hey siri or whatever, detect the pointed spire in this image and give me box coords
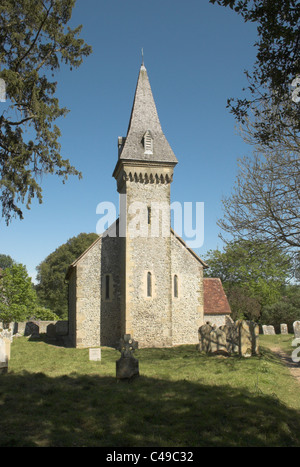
[141,47,144,66]
[118,64,177,164]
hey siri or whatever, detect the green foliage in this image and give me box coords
[0,254,14,270]
[36,232,98,318]
[30,306,59,321]
[225,285,261,321]
[0,263,37,323]
[204,240,292,319]
[260,285,300,331]
[209,0,300,147]
[0,0,92,223]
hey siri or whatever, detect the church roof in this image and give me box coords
[171,229,208,268]
[203,278,231,316]
[117,64,178,165]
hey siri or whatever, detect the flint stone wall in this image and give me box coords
[198,320,259,357]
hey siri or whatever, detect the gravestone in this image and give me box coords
[238,320,259,357]
[198,323,213,353]
[220,323,239,354]
[293,321,300,339]
[0,337,10,374]
[215,328,228,355]
[280,324,288,335]
[262,325,275,335]
[116,334,139,380]
[89,348,101,361]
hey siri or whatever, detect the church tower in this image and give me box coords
[113,63,178,347]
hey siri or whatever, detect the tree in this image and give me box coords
[217,147,300,257]
[0,263,37,324]
[209,0,300,149]
[260,284,300,331]
[0,0,92,224]
[36,232,98,318]
[0,254,14,270]
[204,240,292,319]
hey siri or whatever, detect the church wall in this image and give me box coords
[75,240,102,348]
[99,235,122,347]
[125,180,173,348]
[204,314,227,328]
[171,234,204,345]
[68,268,77,347]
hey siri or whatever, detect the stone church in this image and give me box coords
[66,63,231,349]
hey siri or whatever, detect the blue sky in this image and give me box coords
[0,0,258,282]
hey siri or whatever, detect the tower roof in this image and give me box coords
[117,64,178,165]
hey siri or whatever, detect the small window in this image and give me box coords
[147,272,152,297]
[174,274,178,298]
[147,206,151,225]
[105,275,110,300]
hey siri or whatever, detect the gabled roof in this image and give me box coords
[203,278,231,315]
[117,64,178,165]
[65,221,118,281]
[171,228,208,268]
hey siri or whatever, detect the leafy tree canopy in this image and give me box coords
[0,262,36,324]
[209,0,300,149]
[36,232,98,318]
[0,0,92,223]
[0,253,14,270]
[204,239,292,311]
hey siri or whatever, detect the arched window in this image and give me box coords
[147,272,152,297]
[174,274,178,298]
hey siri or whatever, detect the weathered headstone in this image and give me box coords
[216,328,228,355]
[238,320,259,357]
[220,323,239,354]
[0,337,10,374]
[293,321,300,339]
[208,328,218,354]
[198,323,212,353]
[116,334,139,380]
[280,323,288,335]
[89,348,101,361]
[262,325,275,335]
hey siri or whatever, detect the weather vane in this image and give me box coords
[141,47,144,65]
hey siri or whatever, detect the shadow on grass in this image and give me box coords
[1,370,300,447]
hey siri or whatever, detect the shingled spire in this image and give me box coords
[115,64,178,166]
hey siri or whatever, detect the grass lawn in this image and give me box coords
[0,334,300,447]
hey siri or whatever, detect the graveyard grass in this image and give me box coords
[1,334,300,447]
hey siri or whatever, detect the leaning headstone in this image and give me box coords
[198,323,213,353]
[237,320,252,357]
[280,323,288,335]
[116,334,139,380]
[293,321,300,339]
[89,348,101,361]
[208,328,218,354]
[262,325,275,335]
[220,323,239,354]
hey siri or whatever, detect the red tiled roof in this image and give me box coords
[203,278,231,315]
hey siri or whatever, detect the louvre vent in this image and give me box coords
[143,130,153,155]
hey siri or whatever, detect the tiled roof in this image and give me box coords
[203,278,231,315]
[117,64,178,165]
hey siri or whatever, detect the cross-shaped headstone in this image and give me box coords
[118,334,138,358]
